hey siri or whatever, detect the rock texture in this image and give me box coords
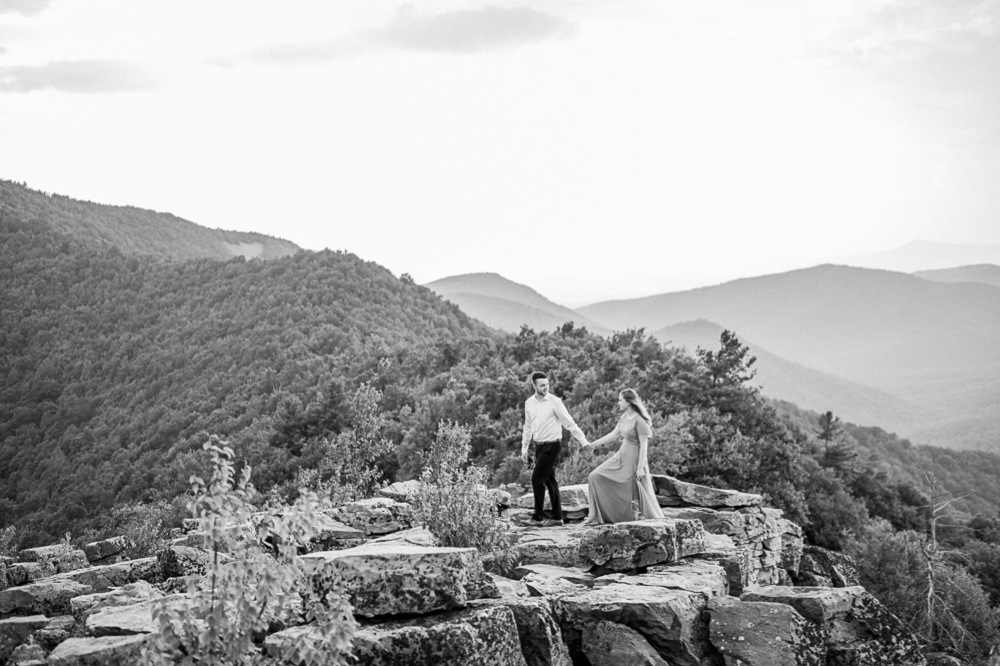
[0,578,92,616]
[47,634,151,665]
[652,475,762,508]
[708,595,825,665]
[794,546,861,588]
[81,537,135,565]
[325,497,413,536]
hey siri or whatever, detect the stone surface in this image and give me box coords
[377,479,421,501]
[47,634,151,666]
[156,546,227,581]
[707,595,825,665]
[4,562,52,587]
[52,557,158,593]
[514,564,595,587]
[514,484,589,513]
[795,546,860,588]
[85,598,165,636]
[522,573,587,598]
[8,640,46,663]
[553,583,712,666]
[32,614,74,650]
[0,578,92,616]
[301,542,474,617]
[741,585,925,665]
[582,619,669,666]
[652,475,762,508]
[16,546,88,575]
[0,615,49,663]
[267,602,527,666]
[309,514,367,552]
[778,519,804,573]
[595,560,728,599]
[510,526,587,569]
[81,537,135,565]
[500,598,572,666]
[368,526,438,547]
[491,574,530,599]
[324,497,412,536]
[579,518,708,571]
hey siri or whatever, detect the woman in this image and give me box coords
[583,389,664,525]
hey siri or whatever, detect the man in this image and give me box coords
[521,371,589,527]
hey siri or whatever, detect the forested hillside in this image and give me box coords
[0,179,300,260]
[0,214,484,544]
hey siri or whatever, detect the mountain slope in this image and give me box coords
[580,265,1000,449]
[426,272,611,335]
[913,264,1000,289]
[655,320,932,432]
[0,179,300,260]
[0,214,484,543]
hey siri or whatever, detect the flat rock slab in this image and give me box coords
[707,595,825,665]
[595,560,728,599]
[47,634,151,666]
[795,546,860,588]
[514,564,595,587]
[522,574,588,598]
[156,546,224,581]
[368,526,438,548]
[82,537,135,565]
[0,615,49,662]
[511,526,587,569]
[301,543,475,617]
[553,582,712,666]
[52,557,158,593]
[267,602,527,666]
[0,578,92,616]
[651,475,762,508]
[377,479,421,502]
[325,498,412,536]
[515,484,589,513]
[579,519,708,571]
[4,561,53,587]
[33,614,75,650]
[84,597,174,636]
[582,619,669,666]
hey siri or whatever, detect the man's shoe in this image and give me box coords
[542,518,565,527]
[522,518,546,527]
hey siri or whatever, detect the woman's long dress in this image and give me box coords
[587,412,665,524]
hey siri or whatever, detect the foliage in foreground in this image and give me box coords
[141,438,356,666]
[411,421,515,573]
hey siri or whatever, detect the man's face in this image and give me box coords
[533,378,549,397]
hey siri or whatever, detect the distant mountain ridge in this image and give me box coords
[0,179,300,261]
[426,272,611,336]
[913,264,1000,288]
[841,239,1000,273]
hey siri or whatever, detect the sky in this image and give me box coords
[1,0,999,304]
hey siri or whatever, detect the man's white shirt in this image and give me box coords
[521,393,588,457]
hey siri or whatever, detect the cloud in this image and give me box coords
[0,0,50,16]
[0,60,162,93]
[377,4,577,54]
[227,4,576,66]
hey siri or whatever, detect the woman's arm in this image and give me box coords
[587,424,620,449]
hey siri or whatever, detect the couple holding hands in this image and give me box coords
[519,371,664,527]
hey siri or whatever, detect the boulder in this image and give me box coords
[522,574,587,598]
[266,602,527,666]
[51,557,158,593]
[582,619,669,666]
[706,595,825,665]
[510,526,587,569]
[324,498,412,536]
[4,562,53,587]
[309,515,367,552]
[651,475,762,508]
[553,583,712,666]
[72,581,163,624]
[579,518,708,572]
[595,560,728,599]
[81,537,135,565]
[301,542,475,617]
[377,479,421,502]
[85,598,162,636]
[0,615,49,663]
[47,634,151,666]
[368,526,438,548]
[514,484,589,514]
[156,546,227,581]
[778,519,804,573]
[794,546,860,588]
[741,585,925,665]
[500,598,571,666]
[514,564,595,587]
[491,574,530,599]
[169,532,212,550]
[16,546,88,575]
[32,614,75,650]
[0,578,92,616]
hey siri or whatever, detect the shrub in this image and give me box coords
[0,525,19,558]
[141,437,356,666]
[411,421,515,573]
[108,500,181,558]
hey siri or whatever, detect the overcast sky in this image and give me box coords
[2,0,998,303]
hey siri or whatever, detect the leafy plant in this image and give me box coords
[141,437,356,666]
[411,421,515,573]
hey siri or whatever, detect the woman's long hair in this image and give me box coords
[620,388,652,424]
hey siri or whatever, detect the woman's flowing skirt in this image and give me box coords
[587,443,664,524]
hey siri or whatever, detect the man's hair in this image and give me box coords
[530,371,548,384]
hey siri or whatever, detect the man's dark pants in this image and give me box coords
[531,439,563,521]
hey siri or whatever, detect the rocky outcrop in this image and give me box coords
[652,475,762,508]
[514,484,590,520]
[47,634,151,665]
[16,546,88,575]
[582,620,669,665]
[0,615,50,663]
[324,497,413,536]
[0,578,92,616]
[302,542,475,617]
[707,595,825,665]
[793,545,861,588]
[81,537,135,565]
